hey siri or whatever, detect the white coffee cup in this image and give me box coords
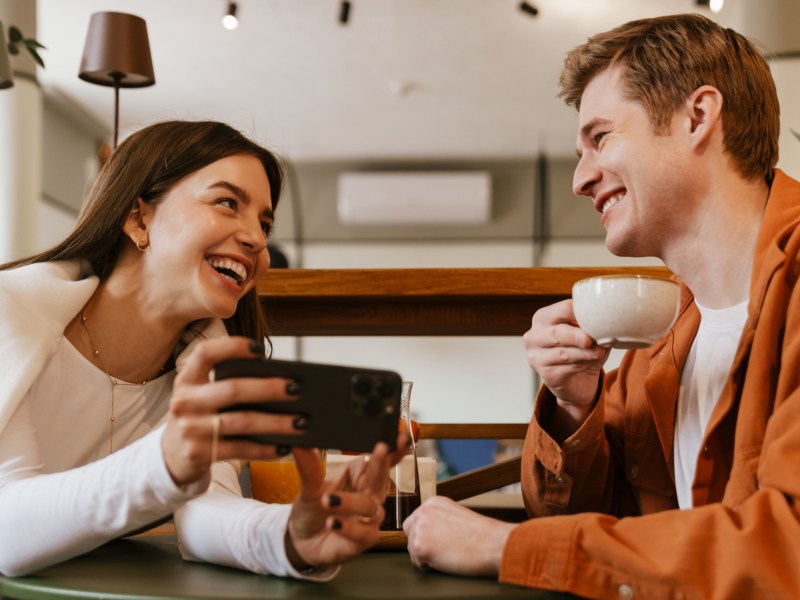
[571,275,681,349]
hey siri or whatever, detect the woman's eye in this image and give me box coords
[260,221,273,239]
[218,197,239,210]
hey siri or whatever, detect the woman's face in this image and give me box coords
[136,153,273,322]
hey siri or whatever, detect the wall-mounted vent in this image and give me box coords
[337,171,491,225]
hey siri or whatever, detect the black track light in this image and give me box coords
[339,1,351,25]
[519,1,539,17]
[222,1,238,30]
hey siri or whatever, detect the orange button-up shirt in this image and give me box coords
[500,170,800,600]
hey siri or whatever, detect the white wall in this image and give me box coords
[37,88,106,252]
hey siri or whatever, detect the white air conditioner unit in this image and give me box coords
[337,171,491,225]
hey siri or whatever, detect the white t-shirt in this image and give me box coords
[674,300,749,509]
[0,335,331,580]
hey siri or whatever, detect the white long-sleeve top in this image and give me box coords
[0,260,332,580]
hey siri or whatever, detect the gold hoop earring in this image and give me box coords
[136,239,149,252]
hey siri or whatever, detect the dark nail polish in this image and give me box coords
[328,494,341,507]
[332,518,343,530]
[249,340,265,355]
[285,381,301,395]
[277,445,292,456]
[293,416,309,430]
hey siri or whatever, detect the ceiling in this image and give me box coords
[35,0,743,162]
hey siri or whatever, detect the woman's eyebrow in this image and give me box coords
[208,180,250,202]
[208,180,274,220]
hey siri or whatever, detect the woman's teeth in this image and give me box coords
[207,258,246,283]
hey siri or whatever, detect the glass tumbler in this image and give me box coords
[380,381,421,530]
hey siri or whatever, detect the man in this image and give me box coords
[404,13,800,599]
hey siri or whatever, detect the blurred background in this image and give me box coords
[2,0,798,430]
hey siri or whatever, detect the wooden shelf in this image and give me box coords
[258,266,670,336]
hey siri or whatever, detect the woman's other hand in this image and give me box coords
[285,430,408,569]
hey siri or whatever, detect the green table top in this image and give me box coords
[0,535,579,600]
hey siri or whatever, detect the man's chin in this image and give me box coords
[604,237,649,259]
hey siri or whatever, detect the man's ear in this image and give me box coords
[122,198,155,247]
[682,85,723,148]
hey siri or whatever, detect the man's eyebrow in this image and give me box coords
[579,118,611,141]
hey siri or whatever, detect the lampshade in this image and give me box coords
[0,22,13,89]
[78,12,155,88]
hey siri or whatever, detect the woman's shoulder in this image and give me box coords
[0,260,91,287]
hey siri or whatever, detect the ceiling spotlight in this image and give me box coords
[222,1,238,30]
[696,0,723,14]
[519,1,539,17]
[339,1,351,25]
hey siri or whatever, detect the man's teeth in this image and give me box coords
[602,194,623,214]
[207,258,246,283]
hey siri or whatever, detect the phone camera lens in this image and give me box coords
[364,395,381,417]
[353,375,373,396]
[377,380,395,398]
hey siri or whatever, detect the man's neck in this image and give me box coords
[664,176,769,309]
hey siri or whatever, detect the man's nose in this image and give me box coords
[572,155,599,197]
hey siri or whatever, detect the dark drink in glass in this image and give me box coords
[381,491,421,530]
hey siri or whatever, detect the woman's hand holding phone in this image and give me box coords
[161,337,302,487]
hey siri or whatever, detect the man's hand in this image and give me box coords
[404,496,515,577]
[523,299,610,429]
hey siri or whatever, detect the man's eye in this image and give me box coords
[594,131,608,144]
[219,197,239,210]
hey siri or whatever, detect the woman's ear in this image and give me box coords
[683,85,723,147]
[122,198,155,250]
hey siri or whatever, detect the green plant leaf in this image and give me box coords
[7,43,18,55]
[8,26,22,43]
[27,47,45,68]
[24,39,46,50]
[792,129,800,142]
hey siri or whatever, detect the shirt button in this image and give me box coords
[566,439,581,448]
[629,465,638,480]
[618,584,634,599]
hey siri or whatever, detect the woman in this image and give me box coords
[0,120,398,578]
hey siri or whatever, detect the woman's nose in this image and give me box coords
[237,217,266,252]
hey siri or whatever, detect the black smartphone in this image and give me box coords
[213,358,403,452]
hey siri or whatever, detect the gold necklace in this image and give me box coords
[80,312,148,455]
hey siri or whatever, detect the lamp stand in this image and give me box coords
[111,72,124,149]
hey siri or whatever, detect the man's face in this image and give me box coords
[572,65,688,258]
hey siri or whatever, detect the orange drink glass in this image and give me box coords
[250,449,327,504]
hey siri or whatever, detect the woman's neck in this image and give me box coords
[64,280,186,383]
